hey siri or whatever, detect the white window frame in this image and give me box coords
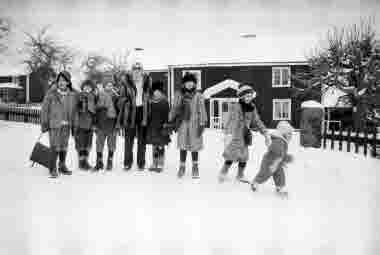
[272,67,291,87]
[273,98,292,121]
[182,70,202,90]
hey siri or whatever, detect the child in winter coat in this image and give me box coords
[73,79,97,170]
[218,83,271,183]
[41,71,77,178]
[169,72,208,179]
[250,121,294,197]
[145,80,171,172]
[93,81,119,171]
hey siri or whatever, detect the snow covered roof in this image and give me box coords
[203,79,240,99]
[0,63,28,76]
[0,83,23,89]
[169,60,308,68]
[301,100,324,109]
[321,86,350,108]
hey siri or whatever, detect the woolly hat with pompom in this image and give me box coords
[276,121,294,139]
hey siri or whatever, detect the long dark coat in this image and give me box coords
[146,95,171,146]
[117,72,152,128]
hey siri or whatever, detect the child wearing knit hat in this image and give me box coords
[73,79,97,171]
[146,80,171,172]
[250,120,294,197]
[219,83,271,183]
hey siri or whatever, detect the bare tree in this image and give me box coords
[81,53,109,84]
[23,25,77,73]
[22,25,77,94]
[104,49,131,75]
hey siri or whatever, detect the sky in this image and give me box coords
[0,0,379,73]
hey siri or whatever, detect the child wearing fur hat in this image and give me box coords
[169,72,208,179]
[41,71,76,178]
[93,81,119,171]
[73,79,97,170]
[250,121,294,197]
[218,83,271,183]
[145,80,171,172]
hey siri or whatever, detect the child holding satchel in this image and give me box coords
[145,80,171,172]
[218,83,271,183]
[250,121,294,197]
[40,71,76,178]
[93,81,119,171]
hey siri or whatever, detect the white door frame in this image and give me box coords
[210,97,238,129]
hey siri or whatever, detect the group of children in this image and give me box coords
[40,70,294,196]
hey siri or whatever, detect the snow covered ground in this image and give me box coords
[0,120,380,255]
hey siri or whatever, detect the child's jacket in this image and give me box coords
[146,94,171,146]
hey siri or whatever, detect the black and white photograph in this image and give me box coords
[0,0,380,254]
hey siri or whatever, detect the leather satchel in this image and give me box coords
[30,133,53,169]
[243,126,253,146]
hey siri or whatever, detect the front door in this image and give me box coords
[210,98,238,129]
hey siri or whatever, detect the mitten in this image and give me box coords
[283,154,294,163]
[224,134,233,147]
[71,126,77,137]
[264,133,272,147]
[41,123,49,133]
[197,125,205,137]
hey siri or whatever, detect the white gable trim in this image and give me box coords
[203,79,240,99]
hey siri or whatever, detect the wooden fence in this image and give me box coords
[0,104,41,124]
[322,123,380,158]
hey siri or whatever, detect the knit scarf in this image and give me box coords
[181,90,195,121]
[239,99,255,113]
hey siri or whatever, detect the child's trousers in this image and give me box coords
[75,128,93,152]
[152,145,165,166]
[253,153,286,188]
[96,130,117,153]
[253,166,285,188]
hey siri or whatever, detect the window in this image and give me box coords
[12,76,20,86]
[272,67,290,87]
[273,99,291,120]
[182,70,202,90]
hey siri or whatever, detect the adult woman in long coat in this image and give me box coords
[218,83,271,182]
[169,72,208,179]
[41,71,77,178]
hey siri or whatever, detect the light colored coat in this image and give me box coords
[41,88,77,130]
[170,91,208,152]
[222,103,267,162]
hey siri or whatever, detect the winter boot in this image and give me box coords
[276,186,288,198]
[106,151,114,171]
[58,151,72,175]
[93,152,104,171]
[236,163,248,183]
[49,150,59,178]
[192,162,200,179]
[123,164,132,171]
[156,148,165,173]
[250,182,258,192]
[177,163,186,178]
[82,150,92,170]
[218,163,231,183]
[78,151,85,170]
[148,153,159,172]
[78,150,91,170]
